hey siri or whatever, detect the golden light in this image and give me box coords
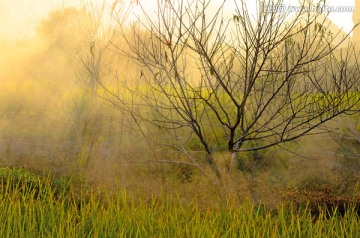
[0,0,356,41]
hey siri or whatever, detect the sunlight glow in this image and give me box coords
[0,0,356,40]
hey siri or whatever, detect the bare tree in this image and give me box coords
[92,0,360,188]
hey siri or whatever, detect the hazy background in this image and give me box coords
[0,0,359,202]
[0,0,356,41]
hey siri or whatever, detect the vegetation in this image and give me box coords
[91,0,360,191]
[0,168,359,237]
[0,0,359,236]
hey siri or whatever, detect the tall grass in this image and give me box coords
[0,168,359,237]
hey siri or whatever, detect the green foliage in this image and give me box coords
[235,142,287,174]
[176,165,195,183]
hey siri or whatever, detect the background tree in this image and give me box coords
[0,6,114,177]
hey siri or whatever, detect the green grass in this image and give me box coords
[0,167,359,237]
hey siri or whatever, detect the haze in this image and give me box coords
[0,0,356,41]
[0,0,359,229]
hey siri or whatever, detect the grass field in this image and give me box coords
[0,167,359,237]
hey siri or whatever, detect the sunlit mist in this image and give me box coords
[0,0,356,41]
[0,1,358,227]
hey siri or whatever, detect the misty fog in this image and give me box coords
[0,1,359,203]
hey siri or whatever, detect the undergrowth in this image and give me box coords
[0,167,359,237]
